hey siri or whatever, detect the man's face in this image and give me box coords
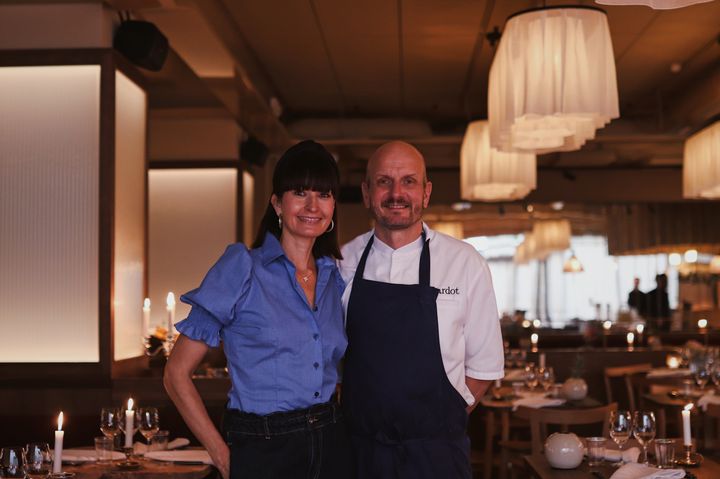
[362,147,432,231]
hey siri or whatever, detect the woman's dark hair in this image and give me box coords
[252,140,342,259]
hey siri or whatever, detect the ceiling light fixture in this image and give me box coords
[460,120,536,201]
[488,6,619,154]
[563,252,585,273]
[683,120,720,199]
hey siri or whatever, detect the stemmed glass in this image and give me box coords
[538,367,555,393]
[695,366,710,391]
[0,446,26,478]
[524,366,539,391]
[24,443,51,479]
[609,410,633,463]
[633,411,656,465]
[101,407,121,446]
[137,407,160,446]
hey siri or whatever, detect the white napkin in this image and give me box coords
[609,462,685,479]
[145,450,213,465]
[697,390,720,411]
[646,368,691,379]
[133,437,190,454]
[511,396,565,411]
[604,447,641,463]
[61,448,125,463]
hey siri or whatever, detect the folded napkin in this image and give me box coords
[511,396,565,411]
[145,450,213,465]
[697,391,720,411]
[61,448,125,463]
[609,462,685,479]
[604,447,641,463]
[133,437,190,454]
[646,368,691,379]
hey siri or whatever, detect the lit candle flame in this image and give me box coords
[57,411,63,431]
[603,320,612,331]
[636,324,645,334]
[627,332,635,344]
[166,292,175,309]
[531,333,539,345]
[684,403,694,412]
[143,298,151,310]
[698,319,708,329]
[127,398,134,410]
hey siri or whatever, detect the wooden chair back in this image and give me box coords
[604,363,652,410]
[516,403,618,455]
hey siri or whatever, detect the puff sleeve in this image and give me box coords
[175,244,252,348]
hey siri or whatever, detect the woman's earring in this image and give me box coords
[278,214,283,230]
[325,219,334,233]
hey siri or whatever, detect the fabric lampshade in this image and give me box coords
[683,120,720,199]
[460,120,536,201]
[532,219,571,257]
[595,0,714,9]
[488,6,619,154]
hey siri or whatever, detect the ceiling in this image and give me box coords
[111,0,720,205]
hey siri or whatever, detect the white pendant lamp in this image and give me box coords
[532,219,571,257]
[460,120,536,201]
[563,252,585,273]
[595,0,714,9]
[488,6,619,154]
[683,120,720,199]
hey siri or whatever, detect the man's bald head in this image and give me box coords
[366,141,427,184]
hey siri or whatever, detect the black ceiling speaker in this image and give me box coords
[241,136,269,167]
[114,20,169,72]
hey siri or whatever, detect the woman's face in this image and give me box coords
[272,188,335,241]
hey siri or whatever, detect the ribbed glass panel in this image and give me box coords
[0,65,100,362]
[113,71,147,361]
[148,169,236,328]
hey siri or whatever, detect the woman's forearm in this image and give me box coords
[164,336,230,478]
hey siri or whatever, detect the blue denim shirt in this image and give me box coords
[176,233,348,415]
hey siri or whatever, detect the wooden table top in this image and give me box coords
[62,459,213,479]
[525,453,720,479]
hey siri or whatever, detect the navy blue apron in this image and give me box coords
[343,232,471,479]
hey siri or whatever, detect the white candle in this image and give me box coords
[626,332,635,347]
[53,412,64,473]
[682,403,693,446]
[166,292,176,339]
[530,333,539,350]
[539,353,546,369]
[142,298,151,337]
[636,324,645,335]
[124,398,134,448]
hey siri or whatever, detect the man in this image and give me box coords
[645,273,671,331]
[627,277,645,313]
[339,141,504,478]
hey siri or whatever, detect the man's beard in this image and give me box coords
[370,197,424,230]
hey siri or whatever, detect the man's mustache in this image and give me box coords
[381,198,410,208]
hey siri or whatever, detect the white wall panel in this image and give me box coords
[148,169,236,328]
[113,72,147,361]
[0,66,100,362]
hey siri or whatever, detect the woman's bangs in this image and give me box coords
[277,157,338,196]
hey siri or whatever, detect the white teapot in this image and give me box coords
[561,377,588,401]
[544,432,584,469]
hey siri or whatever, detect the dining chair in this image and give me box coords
[516,402,618,455]
[604,363,652,410]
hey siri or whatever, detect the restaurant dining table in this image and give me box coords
[524,453,720,479]
[480,392,603,479]
[61,457,214,479]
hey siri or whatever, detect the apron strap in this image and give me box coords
[354,229,431,287]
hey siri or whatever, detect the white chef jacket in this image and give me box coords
[339,224,505,405]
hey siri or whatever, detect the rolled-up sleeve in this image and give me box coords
[176,244,252,348]
[464,255,505,380]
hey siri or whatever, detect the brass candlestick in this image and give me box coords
[675,444,702,467]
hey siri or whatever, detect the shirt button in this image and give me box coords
[313,362,319,369]
[313,334,319,340]
[314,391,320,398]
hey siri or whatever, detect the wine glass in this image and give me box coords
[633,411,656,465]
[538,367,555,393]
[609,410,633,461]
[523,365,538,391]
[0,446,26,478]
[711,364,720,389]
[101,407,121,444]
[137,407,160,446]
[24,443,51,479]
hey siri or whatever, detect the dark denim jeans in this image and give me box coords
[223,401,354,479]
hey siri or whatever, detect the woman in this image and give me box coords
[164,140,352,479]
